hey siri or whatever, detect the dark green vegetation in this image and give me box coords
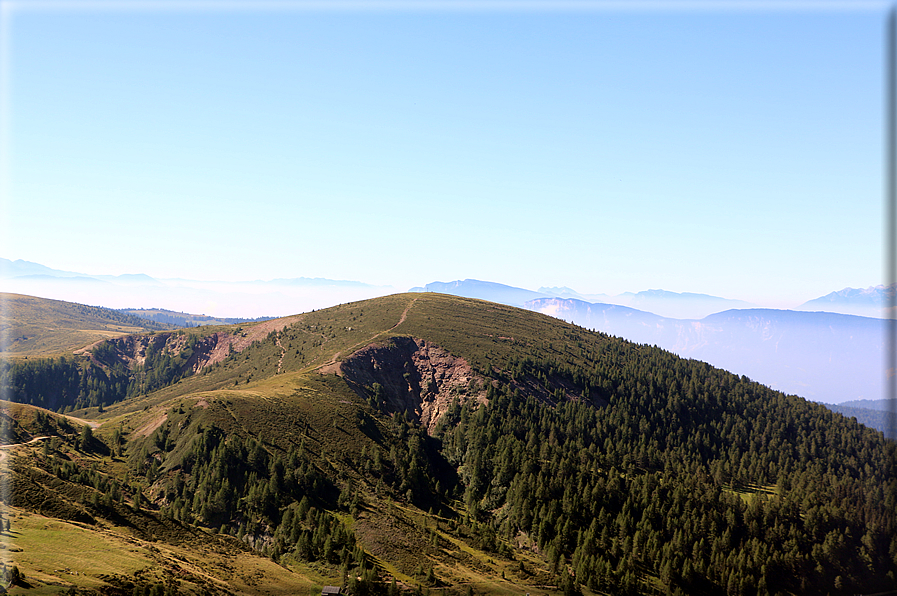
[0,352,133,413]
[0,332,202,413]
[2,292,895,595]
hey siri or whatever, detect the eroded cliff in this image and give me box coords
[338,337,489,434]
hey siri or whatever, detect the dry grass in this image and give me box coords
[1,506,332,596]
[1,293,169,358]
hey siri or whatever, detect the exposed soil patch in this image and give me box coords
[338,337,488,434]
[133,412,168,438]
[353,506,439,577]
[51,413,102,430]
[390,297,417,330]
[198,315,303,371]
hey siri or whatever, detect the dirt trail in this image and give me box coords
[390,297,417,330]
[1,436,50,448]
[319,297,419,373]
[0,436,51,464]
[133,412,168,438]
[60,414,101,430]
[274,332,286,374]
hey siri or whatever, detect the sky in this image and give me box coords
[0,1,888,309]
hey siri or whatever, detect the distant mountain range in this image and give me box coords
[0,258,378,289]
[411,278,897,320]
[823,399,896,439]
[836,398,897,411]
[796,283,896,318]
[0,258,87,278]
[0,258,395,318]
[410,279,756,319]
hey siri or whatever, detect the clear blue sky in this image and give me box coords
[1,2,887,307]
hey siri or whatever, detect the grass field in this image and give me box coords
[2,505,336,596]
[1,293,173,358]
[3,507,152,593]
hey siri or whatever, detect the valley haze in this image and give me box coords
[3,258,889,320]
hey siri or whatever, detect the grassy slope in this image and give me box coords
[0,293,174,358]
[3,506,328,596]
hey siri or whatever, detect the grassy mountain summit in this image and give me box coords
[1,292,895,595]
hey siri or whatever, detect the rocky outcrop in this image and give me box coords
[96,331,219,373]
[338,337,489,434]
[89,314,303,375]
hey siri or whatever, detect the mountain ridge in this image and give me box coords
[797,283,896,318]
[5,258,889,319]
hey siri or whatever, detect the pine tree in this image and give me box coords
[80,424,93,451]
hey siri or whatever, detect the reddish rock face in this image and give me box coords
[337,337,489,434]
[87,315,303,376]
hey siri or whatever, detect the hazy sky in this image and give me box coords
[1,1,887,308]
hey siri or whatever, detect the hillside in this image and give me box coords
[1,292,895,596]
[525,298,885,404]
[0,293,174,358]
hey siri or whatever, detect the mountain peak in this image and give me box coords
[537,286,582,297]
[798,283,896,318]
